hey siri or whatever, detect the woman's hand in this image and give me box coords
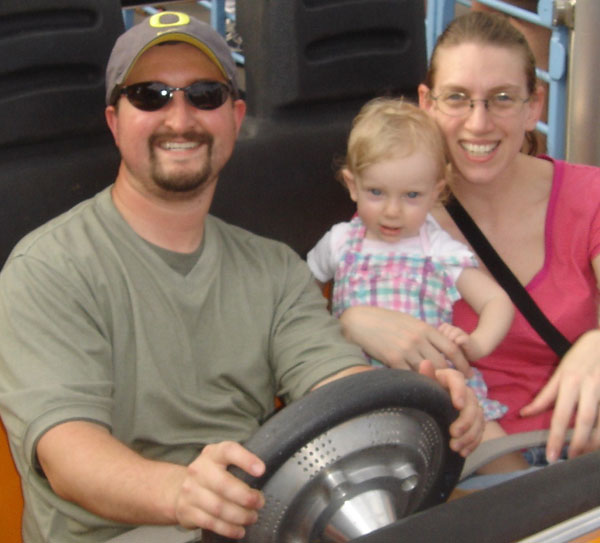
[521,329,600,462]
[339,306,473,376]
[419,360,484,457]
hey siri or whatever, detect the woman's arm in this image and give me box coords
[455,268,515,360]
[339,306,472,375]
[520,254,600,461]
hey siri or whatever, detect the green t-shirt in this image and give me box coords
[0,187,365,543]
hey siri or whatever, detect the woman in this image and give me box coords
[340,11,600,468]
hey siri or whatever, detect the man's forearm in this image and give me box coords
[37,420,185,525]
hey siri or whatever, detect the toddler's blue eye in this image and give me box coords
[406,191,420,199]
[368,188,382,196]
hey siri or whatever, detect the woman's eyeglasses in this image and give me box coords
[118,80,233,112]
[429,90,530,118]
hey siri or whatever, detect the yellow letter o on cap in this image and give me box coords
[148,11,191,29]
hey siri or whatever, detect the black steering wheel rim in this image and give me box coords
[204,368,464,543]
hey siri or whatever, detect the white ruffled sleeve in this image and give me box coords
[306,222,352,282]
[426,214,478,282]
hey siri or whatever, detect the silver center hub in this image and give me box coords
[244,407,445,542]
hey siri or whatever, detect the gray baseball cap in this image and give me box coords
[105,11,239,105]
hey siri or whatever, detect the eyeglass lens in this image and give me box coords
[122,81,231,112]
[432,91,527,117]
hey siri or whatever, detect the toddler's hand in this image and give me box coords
[438,323,484,362]
[437,323,469,345]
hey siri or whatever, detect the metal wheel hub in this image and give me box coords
[245,407,444,543]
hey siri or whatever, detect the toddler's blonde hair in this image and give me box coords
[340,97,447,184]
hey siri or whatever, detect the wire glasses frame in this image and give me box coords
[429,90,531,118]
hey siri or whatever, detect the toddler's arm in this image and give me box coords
[454,268,514,360]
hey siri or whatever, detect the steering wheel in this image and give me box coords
[203,368,464,543]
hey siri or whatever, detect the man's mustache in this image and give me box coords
[149,131,213,147]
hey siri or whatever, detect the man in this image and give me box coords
[0,12,482,543]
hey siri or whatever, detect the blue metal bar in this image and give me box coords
[122,5,161,29]
[473,0,553,28]
[197,0,226,36]
[122,8,135,29]
[425,0,458,59]
[544,24,569,158]
[198,0,236,24]
[231,52,244,66]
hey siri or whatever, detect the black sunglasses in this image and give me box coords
[118,80,233,112]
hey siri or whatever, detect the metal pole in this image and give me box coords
[564,0,600,166]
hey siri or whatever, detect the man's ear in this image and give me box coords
[232,98,247,137]
[342,169,359,202]
[105,105,119,147]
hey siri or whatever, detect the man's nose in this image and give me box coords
[163,91,197,132]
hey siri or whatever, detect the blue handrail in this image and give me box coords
[197,0,227,36]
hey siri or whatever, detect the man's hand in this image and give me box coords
[175,441,265,539]
[419,360,484,457]
[37,421,265,540]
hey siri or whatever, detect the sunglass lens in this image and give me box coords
[126,82,170,111]
[188,82,230,110]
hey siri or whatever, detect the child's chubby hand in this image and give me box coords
[438,323,483,363]
[438,323,469,346]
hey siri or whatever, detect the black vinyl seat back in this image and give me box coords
[212,0,427,257]
[0,0,124,265]
[236,0,426,118]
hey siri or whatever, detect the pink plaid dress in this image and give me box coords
[332,216,507,421]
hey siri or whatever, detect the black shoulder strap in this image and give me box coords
[445,196,571,358]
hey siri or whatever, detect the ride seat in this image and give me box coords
[0,1,124,539]
[211,0,427,257]
[0,0,124,266]
[0,420,22,543]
